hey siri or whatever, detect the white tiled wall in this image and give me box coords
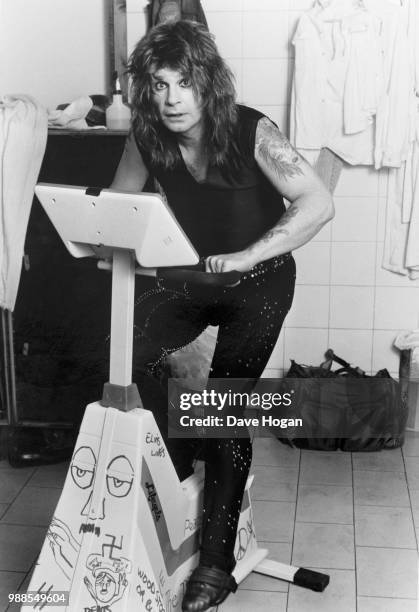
[126,0,419,377]
[1,0,108,108]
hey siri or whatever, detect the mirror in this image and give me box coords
[110,0,150,100]
[110,0,129,98]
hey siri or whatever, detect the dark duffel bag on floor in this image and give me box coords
[277,349,408,452]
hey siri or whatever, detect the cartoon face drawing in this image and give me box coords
[95,571,117,603]
[85,542,132,608]
[70,446,134,525]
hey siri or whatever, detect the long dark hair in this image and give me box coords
[127,20,242,173]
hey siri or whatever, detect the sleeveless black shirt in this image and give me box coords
[136,105,286,257]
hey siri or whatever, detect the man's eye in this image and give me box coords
[180,78,191,88]
[154,82,166,91]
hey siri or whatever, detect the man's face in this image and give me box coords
[95,571,117,603]
[151,66,204,139]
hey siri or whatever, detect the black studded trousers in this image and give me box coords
[133,254,296,572]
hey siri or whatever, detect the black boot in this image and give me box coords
[182,565,237,612]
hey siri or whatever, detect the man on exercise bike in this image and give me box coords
[111,20,334,612]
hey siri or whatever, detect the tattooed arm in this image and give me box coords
[206,117,334,273]
[251,117,334,256]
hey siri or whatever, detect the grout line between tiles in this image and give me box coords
[294,519,354,527]
[258,539,294,545]
[352,468,406,474]
[303,567,356,572]
[356,544,417,550]
[351,451,359,612]
[11,484,64,490]
[326,201,333,353]
[401,447,419,551]
[0,504,9,521]
[354,504,411,510]
[370,180,381,375]
[356,502,418,510]
[287,445,300,609]
[292,565,355,572]
[0,522,49,529]
[253,500,296,505]
[239,587,288,593]
[18,484,64,489]
[14,571,32,596]
[298,482,355,488]
[252,463,299,468]
[357,594,418,601]
[1,470,37,509]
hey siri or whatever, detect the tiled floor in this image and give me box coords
[0,433,418,612]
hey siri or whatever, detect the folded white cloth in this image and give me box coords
[394,330,419,351]
[0,94,48,310]
[394,330,419,379]
[48,96,93,130]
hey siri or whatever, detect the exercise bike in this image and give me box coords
[23,184,329,611]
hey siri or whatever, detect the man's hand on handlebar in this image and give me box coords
[205,251,256,274]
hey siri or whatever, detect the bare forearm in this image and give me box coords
[110,134,149,192]
[243,190,333,266]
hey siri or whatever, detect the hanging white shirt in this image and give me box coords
[290,0,382,165]
[369,0,414,169]
[0,95,47,310]
[291,0,412,169]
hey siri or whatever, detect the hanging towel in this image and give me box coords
[148,0,208,29]
[382,165,409,275]
[0,95,48,310]
[382,99,419,279]
[404,138,419,278]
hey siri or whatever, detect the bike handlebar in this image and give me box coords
[157,267,242,287]
[97,260,243,287]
